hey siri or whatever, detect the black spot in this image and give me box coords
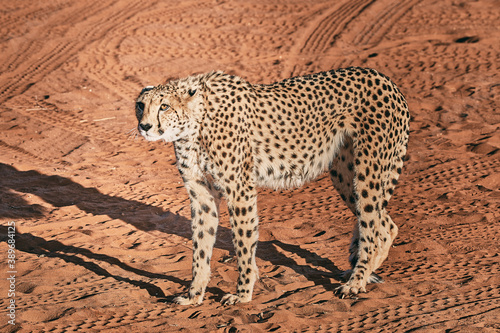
[201,204,210,214]
[364,204,374,213]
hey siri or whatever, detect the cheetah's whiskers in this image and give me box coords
[127,127,139,141]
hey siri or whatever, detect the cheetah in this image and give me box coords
[135,67,410,305]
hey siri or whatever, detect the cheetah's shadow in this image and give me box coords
[0,163,344,300]
[259,240,344,292]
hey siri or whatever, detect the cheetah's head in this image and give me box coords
[135,75,205,142]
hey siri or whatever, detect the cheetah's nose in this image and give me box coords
[139,123,152,132]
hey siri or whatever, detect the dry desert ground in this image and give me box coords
[1,0,499,332]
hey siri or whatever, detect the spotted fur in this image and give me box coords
[135,67,410,305]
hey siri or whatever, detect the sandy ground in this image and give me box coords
[1,0,499,332]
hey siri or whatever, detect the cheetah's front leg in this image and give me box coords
[174,178,221,305]
[220,188,259,305]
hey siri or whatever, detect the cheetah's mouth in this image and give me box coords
[138,128,162,142]
[139,127,181,143]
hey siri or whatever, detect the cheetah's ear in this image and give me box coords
[140,86,155,95]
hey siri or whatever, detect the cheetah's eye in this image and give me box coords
[159,104,170,111]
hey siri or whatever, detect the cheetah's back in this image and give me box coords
[244,67,409,190]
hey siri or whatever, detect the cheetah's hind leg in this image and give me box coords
[328,136,384,291]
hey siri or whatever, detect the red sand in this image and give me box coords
[1,0,499,332]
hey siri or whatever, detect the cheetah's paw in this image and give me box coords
[174,294,203,306]
[335,282,367,299]
[220,293,251,305]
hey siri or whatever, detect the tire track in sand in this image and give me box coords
[78,1,215,101]
[0,139,54,164]
[0,0,160,165]
[285,0,376,76]
[0,0,105,103]
[299,0,376,54]
[352,0,422,46]
[0,2,78,72]
[286,0,422,75]
[0,0,146,105]
[334,285,500,332]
